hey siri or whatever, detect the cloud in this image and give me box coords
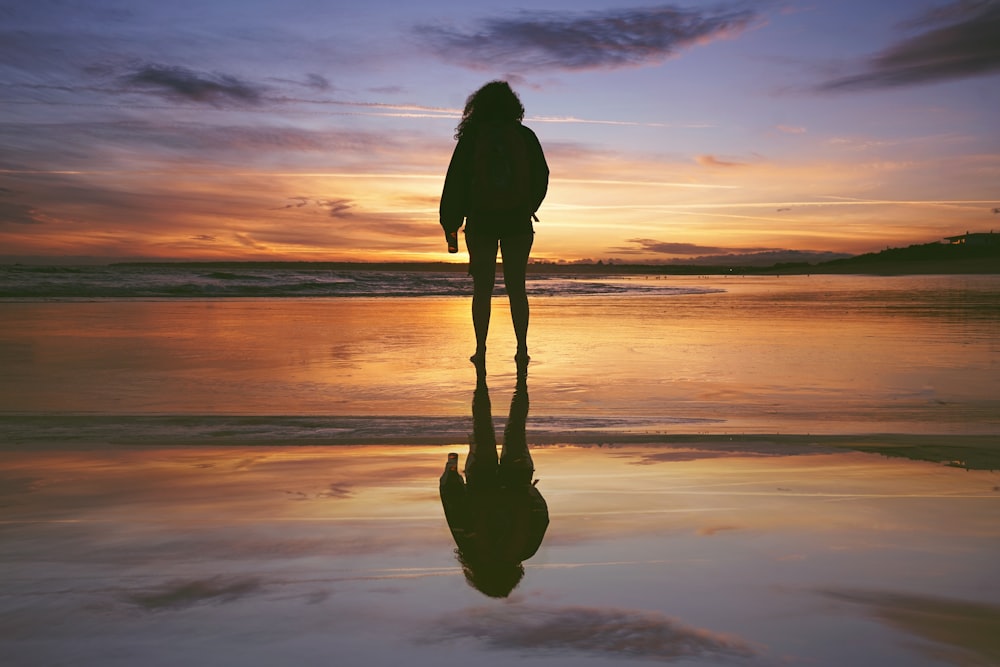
[234,232,269,250]
[305,73,331,90]
[0,199,46,225]
[122,63,265,105]
[614,239,853,265]
[369,85,404,95]
[696,154,749,168]
[320,483,354,499]
[273,197,355,218]
[623,239,775,255]
[822,589,1000,665]
[616,442,824,464]
[416,4,762,71]
[776,124,807,134]
[0,475,42,497]
[818,1,1000,91]
[282,482,355,500]
[125,576,263,611]
[630,450,749,463]
[425,604,758,661]
[320,198,354,218]
[273,197,315,211]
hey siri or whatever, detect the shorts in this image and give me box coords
[465,212,534,240]
[465,220,534,279]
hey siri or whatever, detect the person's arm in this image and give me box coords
[520,484,549,560]
[439,137,472,235]
[522,126,549,219]
[439,465,470,542]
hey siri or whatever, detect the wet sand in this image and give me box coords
[2,274,998,434]
[2,441,998,667]
[2,274,998,665]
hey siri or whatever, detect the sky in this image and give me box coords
[1,0,998,264]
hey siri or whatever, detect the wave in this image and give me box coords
[203,271,271,281]
[0,264,722,300]
[0,414,725,447]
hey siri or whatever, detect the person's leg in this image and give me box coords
[499,369,533,485]
[500,232,534,362]
[466,371,499,484]
[467,232,500,364]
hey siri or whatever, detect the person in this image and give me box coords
[439,80,549,367]
[439,364,548,598]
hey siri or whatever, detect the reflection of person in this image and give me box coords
[440,80,549,365]
[439,366,548,598]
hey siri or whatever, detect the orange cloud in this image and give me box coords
[695,154,749,168]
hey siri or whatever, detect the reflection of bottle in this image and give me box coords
[447,231,459,254]
[447,452,459,472]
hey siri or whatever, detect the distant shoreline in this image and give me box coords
[4,236,998,275]
[2,259,995,275]
[96,257,996,276]
[3,431,996,470]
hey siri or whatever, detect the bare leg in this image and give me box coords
[466,372,498,482]
[471,277,493,363]
[509,289,528,363]
[500,369,532,480]
[467,233,499,364]
[471,260,497,365]
[501,233,533,362]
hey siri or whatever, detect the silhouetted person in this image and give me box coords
[439,366,548,598]
[440,80,549,366]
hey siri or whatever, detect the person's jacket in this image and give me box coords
[439,466,549,563]
[439,122,549,235]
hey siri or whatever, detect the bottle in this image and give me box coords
[446,452,459,472]
[447,231,458,254]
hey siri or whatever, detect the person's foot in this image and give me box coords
[470,350,486,366]
[514,348,530,366]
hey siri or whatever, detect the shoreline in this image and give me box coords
[3,255,997,276]
[111,257,1000,275]
[3,423,996,469]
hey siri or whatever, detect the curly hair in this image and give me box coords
[455,547,525,599]
[455,80,525,140]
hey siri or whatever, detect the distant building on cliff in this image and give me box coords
[943,231,997,246]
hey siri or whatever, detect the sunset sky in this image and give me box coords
[1,0,998,264]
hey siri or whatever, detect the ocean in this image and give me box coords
[0,263,721,299]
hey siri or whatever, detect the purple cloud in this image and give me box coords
[624,239,777,255]
[0,475,42,495]
[821,588,1000,665]
[819,1,1000,91]
[417,5,762,71]
[125,576,263,610]
[426,604,758,661]
[122,63,264,105]
[0,189,45,225]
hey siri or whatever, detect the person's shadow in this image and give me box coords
[439,364,549,598]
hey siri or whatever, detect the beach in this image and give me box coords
[2,271,999,666]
